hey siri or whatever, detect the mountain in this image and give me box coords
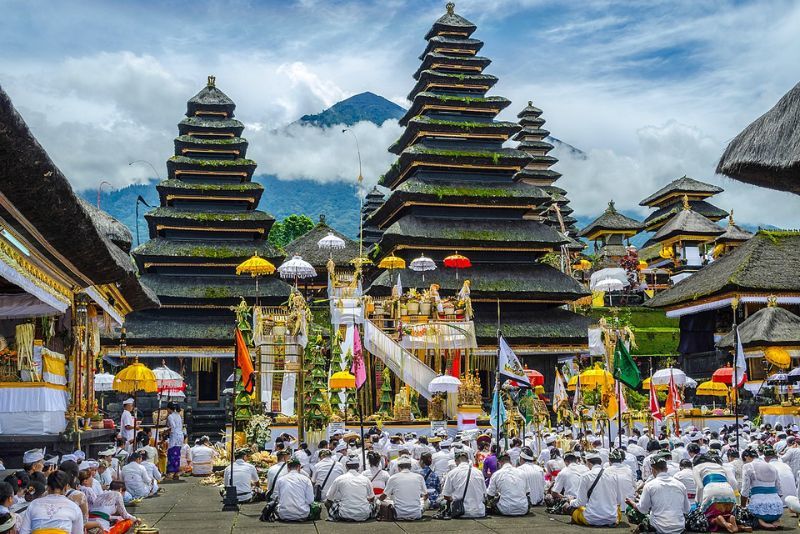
[298,91,405,127]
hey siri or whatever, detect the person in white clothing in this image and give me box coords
[361,452,390,496]
[311,450,345,501]
[673,459,699,506]
[550,453,586,505]
[189,436,217,477]
[570,452,626,527]
[137,449,162,495]
[431,442,452,478]
[18,471,83,534]
[119,399,136,453]
[273,459,314,522]
[441,451,486,519]
[223,449,261,503]
[517,446,545,506]
[266,450,291,491]
[486,453,529,516]
[607,448,635,500]
[121,452,155,500]
[325,456,376,521]
[380,457,427,520]
[165,402,184,480]
[780,437,800,477]
[765,449,797,503]
[628,452,691,534]
[88,481,138,533]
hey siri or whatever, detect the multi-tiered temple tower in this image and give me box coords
[366,4,589,383]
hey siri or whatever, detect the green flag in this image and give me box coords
[613,338,641,389]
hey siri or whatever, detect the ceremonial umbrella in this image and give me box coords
[684,377,698,389]
[236,253,276,306]
[278,255,317,286]
[429,374,461,394]
[318,232,346,251]
[378,255,406,270]
[567,374,578,391]
[765,347,792,369]
[409,254,436,282]
[767,373,789,385]
[594,278,625,292]
[696,380,729,397]
[114,360,157,428]
[329,370,356,389]
[651,368,687,386]
[788,366,800,384]
[94,371,115,392]
[642,377,666,391]
[579,364,614,391]
[711,366,734,385]
[443,252,471,280]
[572,259,591,271]
[524,368,545,387]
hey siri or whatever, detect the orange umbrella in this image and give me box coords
[712,366,734,385]
[444,252,471,280]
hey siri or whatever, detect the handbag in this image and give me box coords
[450,465,472,519]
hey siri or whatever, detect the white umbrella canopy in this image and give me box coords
[767,373,790,385]
[651,368,688,386]
[94,372,115,392]
[278,255,317,280]
[590,268,629,291]
[153,365,184,391]
[429,375,461,394]
[317,232,346,250]
[684,377,698,388]
[788,367,800,383]
[594,278,625,292]
[160,389,186,401]
[409,254,436,273]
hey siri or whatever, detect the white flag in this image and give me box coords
[734,326,748,388]
[395,273,403,296]
[553,370,568,409]
[498,335,530,388]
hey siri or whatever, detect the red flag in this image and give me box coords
[235,328,255,394]
[664,373,681,417]
[351,326,366,389]
[650,382,662,421]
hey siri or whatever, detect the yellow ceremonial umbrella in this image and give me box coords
[638,260,648,270]
[567,375,578,391]
[236,252,276,306]
[114,361,157,394]
[378,255,406,270]
[642,377,667,391]
[579,364,614,391]
[350,256,373,268]
[696,380,729,397]
[534,385,545,395]
[329,370,356,389]
[572,259,591,271]
[765,347,792,369]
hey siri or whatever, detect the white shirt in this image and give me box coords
[274,470,314,521]
[311,458,345,500]
[326,470,375,521]
[637,473,691,534]
[573,465,625,526]
[143,461,163,482]
[431,450,452,478]
[441,463,486,519]
[223,459,259,502]
[120,410,135,442]
[167,412,184,449]
[508,447,521,466]
[518,462,546,505]
[486,464,529,516]
[122,462,153,499]
[189,445,216,476]
[781,447,800,478]
[361,465,390,493]
[623,451,639,479]
[771,460,796,499]
[18,494,83,534]
[388,456,420,476]
[267,462,289,489]
[608,464,635,500]
[89,490,135,532]
[383,470,426,520]
[552,463,583,498]
[674,468,697,497]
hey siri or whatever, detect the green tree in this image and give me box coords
[268,214,315,248]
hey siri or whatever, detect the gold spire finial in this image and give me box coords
[446,2,455,15]
[207,75,216,88]
[728,209,734,225]
[682,194,690,211]
[767,295,778,307]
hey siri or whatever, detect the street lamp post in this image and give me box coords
[96,181,112,209]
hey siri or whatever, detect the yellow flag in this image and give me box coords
[592,291,606,307]
[605,391,619,420]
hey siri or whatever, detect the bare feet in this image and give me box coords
[757,519,778,531]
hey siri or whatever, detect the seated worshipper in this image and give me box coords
[517,447,545,506]
[431,441,453,478]
[188,436,217,477]
[325,456,376,522]
[310,450,344,502]
[121,453,155,500]
[59,461,97,530]
[419,452,442,509]
[380,456,427,521]
[674,459,699,509]
[362,451,390,496]
[569,452,626,527]
[134,432,158,468]
[77,470,97,508]
[180,437,192,475]
[96,461,113,491]
[388,448,420,476]
[486,453,530,516]
[137,450,162,494]
[547,452,585,513]
[273,458,314,522]
[0,481,17,531]
[686,453,751,533]
[763,446,796,503]
[546,448,566,480]
[608,448,636,500]
[482,445,499,484]
[89,481,138,534]
[266,450,291,491]
[627,452,690,534]
[741,448,782,530]
[4,472,29,508]
[22,449,44,478]
[441,450,486,519]
[17,471,83,534]
[223,449,261,504]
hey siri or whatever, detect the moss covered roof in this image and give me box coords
[718,305,800,348]
[139,273,291,301]
[132,237,281,261]
[643,199,728,229]
[473,307,591,344]
[121,310,236,345]
[179,116,243,130]
[146,207,272,223]
[646,230,800,308]
[283,223,359,267]
[174,135,246,145]
[578,201,643,237]
[652,207,724,241]
[157,179,263,192]
[640,176,723,207]
[167,156,256,167]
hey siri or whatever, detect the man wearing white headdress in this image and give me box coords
[120,399,136,453]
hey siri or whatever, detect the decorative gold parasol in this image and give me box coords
[378,255,406,270]
[236,252,276,306]
[113,360,157,394]
[329,370,356,389]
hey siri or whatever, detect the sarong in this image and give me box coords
[167,446,181,474]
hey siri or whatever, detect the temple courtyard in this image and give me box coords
[131,478,799,534]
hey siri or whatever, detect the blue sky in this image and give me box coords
[1,0,799,227]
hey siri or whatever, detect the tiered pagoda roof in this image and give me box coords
[640,176,727,232]
[651,197,724,245]
[362,186,385,247]
[578,201,643,241]
[284,217,359,271]
[367,3,589,347]
[717,302,800,350]
[715,211,754,245]
[126,77,291,345]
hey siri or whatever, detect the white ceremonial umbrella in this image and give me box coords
[651,368,688,386]
[318,232,346,251]
[684,377,698,389]
[409,254,436,282]
[94,372,115,392]
[429,375,461,394]
[278,255,317,285]
[590,268,629,291]
[788,366,800,384]
[153,365,184,390]
[594,278,625,292]
[767,373,790,385]
[160,389,186,401]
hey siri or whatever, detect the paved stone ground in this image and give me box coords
[132,478,799,534]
